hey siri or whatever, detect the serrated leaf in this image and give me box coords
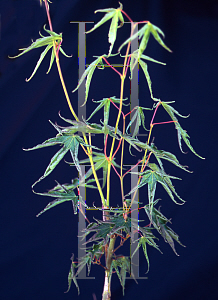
[126,50,165,101]
[139,59,160,101]
[79,152,120,188]
[66,255,80,294]
[72,56,104,106]
[127,163,185,207]
[9,25,70,81]
[126,106,150,142]
[24,120,96,186]
[132,236,150,273]
[119,22,171,56]
[161,102,205,159]
[87,96,128,129]
[144,205,185,255]
[122,135,142,155]
[86,3,124,56]
[84,213,131,245]
[109,256,132,295]
[35,180,87,216]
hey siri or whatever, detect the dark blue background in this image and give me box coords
[0,0,217,299]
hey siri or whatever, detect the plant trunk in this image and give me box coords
[102,236,116,300]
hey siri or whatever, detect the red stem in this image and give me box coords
[44,0,53,32]
[120,9,133,23]
[152,120,177,126]
[102,57,122,78]
[124,106,137,118]
[111,163,121,179]
[109,98,125,118]
[123,159,143,178]
[124,53,132,78]
[150,102,161,125]
[112,138,123,159]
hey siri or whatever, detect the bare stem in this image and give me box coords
[102,236,116,300]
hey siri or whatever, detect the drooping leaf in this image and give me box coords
[133,140,192,173]
[24,120,98,186]
[149,143,192,173]
[119,22,171,62]
[144,204,185,255]
[66,254,80,294]
[132,235,158,273]
[127,163,185,208]
[161,102,205,159]
[122,135,142,155]
[108,256,134,295]
[126,106,151,141]
[86,2,124,56]
[119,22,171,100]
[9,25,71,81]
[34,180,87,216]
[72,56,105,106]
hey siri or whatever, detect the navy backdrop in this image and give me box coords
[0,0,218,299]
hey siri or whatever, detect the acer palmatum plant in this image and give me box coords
[10,1,204,299]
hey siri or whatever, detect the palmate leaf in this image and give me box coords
[67,242,104,294]
[86,2,124,56]
[127,51,165,101]
[72,55,105,106]
[144,203,185,255]
[78,152,120,188]
[161,102,205,159]
[24,121,97,187]
[109,256,134,295]
[66,254,80,294]
[9,25,71,81]
[34,180,88,216]
[132,236,156,273]
[127,163,185,213]
[67,252,93,295]
[133,140,192,173]
[84,214,131,245]
[87,96,129,128]
[119,22,171,72]
[126,106,151,141]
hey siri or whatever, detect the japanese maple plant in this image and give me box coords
[11,1,204,299]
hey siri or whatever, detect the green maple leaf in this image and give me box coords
[127,163,185,217]
[24,121,98,187]
[9,25,71,81]
[87,96,128,128]
[161,102,205,159]
[86,2,124,56]
[119,22,171,70]
[72,55,105,106]
[132,233,161,273]
[133,140,192,173]
[126,106,151,143]
[144,202,185,255]
[79,152,120,189]
[66,254,80,294]
[34,179,87,216]
[125,51,165,101]
[108,256,134,295]
[84,213,131,245]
